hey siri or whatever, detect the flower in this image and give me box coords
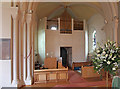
[110,41,113,44]
[112,68,116,70]
[104,60,106,62]
[97,50,100,53]
[113,44,116,46]
[112,58,115,60]
[107,61,111,64]
[116,47,118,50]
[106,44,108,47]
[97,54,101,57]
[105,54,108,57]
[102,51,106,55]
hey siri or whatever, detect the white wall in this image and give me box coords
[87,14,106,53]
[45,30,85,63]
[0,2,12,87]
[38,18,46,64]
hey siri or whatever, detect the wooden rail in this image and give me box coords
[34,68,68,84]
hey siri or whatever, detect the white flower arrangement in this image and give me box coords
[92,40,120,76]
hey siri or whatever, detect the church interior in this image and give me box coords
[0,1,120,88]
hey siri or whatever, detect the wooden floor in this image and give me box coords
[25,70,112,87]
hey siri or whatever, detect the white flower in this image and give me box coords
[116,47,118,50]
[106,44,108,47]
[112,68,116,70]
[107,61,111,65]
[109,55,112,59]
[96,67,98,69]
[104,60,106,62]
[105,54,108,57]
[113,56,116,58]
[113,44,116,46]
[102,51,106,55]
[110,41,112,44]
[97,54,101,57]
[111,50,114,53]
[112,58,115,60]
[97,50,100,53]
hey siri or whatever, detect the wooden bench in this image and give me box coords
[82,66,105,78]
[72,62,92,70]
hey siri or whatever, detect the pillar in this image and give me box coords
[118,2,120,46]
[19,12,26,86]
[31,21,35,78]
[11,7,20,87]
[25,14,32,85]
[23,22,27,83]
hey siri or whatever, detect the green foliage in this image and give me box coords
[91,40,120,76]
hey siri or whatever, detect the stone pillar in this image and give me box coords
[25,14,32,85]
[19,12,26,85]
[23,22,27,82]
[31,21,36,78]
[118,2,120,46]
[11,7,20,87]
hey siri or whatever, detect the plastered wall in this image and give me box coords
[45,30,85,63]
[38,18,46,64]
[87,14,106,53]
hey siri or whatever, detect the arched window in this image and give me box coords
[93,30,96,50]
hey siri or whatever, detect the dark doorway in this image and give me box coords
[60,47,72,68]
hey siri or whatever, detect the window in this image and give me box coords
[93,30,96,50]
[47,19,58,30]
[0,39,11,60]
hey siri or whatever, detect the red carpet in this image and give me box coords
[68,71,87,83]
[54,81,108,87]
[53,71,110,88]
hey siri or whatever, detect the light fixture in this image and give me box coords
[51,26,57,30]
[29,10,33,14]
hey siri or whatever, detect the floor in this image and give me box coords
[25,70,112,87]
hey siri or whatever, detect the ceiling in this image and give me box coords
[36,2,102,20]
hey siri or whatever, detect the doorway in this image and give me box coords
[60,47,72,68]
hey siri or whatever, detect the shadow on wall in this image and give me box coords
[37,54,44,65]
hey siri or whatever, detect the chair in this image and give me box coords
[44,57,57,69]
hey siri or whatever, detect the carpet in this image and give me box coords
[68,71,87,83]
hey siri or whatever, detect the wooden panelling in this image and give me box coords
[34,68,68,84]
[81,66,105,78]
[72,62,92,70]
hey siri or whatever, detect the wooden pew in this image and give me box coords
[72,62,92,70]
